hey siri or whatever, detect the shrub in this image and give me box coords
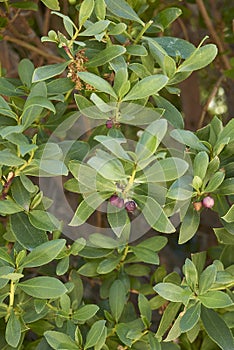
[0,1,233,349]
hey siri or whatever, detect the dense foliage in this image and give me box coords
[0,0,233,349]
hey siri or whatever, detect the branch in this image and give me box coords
[3,35,64,63]
[196,0,231,70]
[198,75,224,129]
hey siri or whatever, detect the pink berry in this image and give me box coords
[109,195,124,208]
[125,200,137,212]
[202,196,214,208]
[106,120,113,129]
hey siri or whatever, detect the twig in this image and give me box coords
[3,35,64,63]
[198,75,224,129]
[196,0,231,70]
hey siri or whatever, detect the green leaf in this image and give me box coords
[23,96,56,114]
[164,313,182,342]
[138,294,152,326]
[0,149,25,166]
[18,58,34,88]
[44,331,78,349]
[86,45,126,67]
[89,233,119,249]
[107,204,130,238]
[78,261,99,277]
[222,204,234,223]
[183,258,198,291]
[87,150,126,180]
[218,178,234,195]
[136,119,167,162]
[205,171,225,192]
[84,320,106,349]
[199,264,217,294]
[32,61,70,82]
[122,75,168,101]
[21,239,66,268]
[214,228,234,245]
[136,195,175,233]
[178,44,218,72]
[94,135,131,161]
[131,246,159,265]
[10,212,48,249]
[41,0,60,10]
[19,276,67,299]
[69,192,109,226]
[194,151,209,180]
[152,7,182,31]
[105,0,144,26]
[154,95,184,129]
[178,207,200,244]
[95,0,106,20]
[201,306,234,350]
[79,0,94,28]
[0,77,22,96]
[73,305,99,322]
[137,157,188,182]
[109,280,126,322]
[79,20,110,36]
[0,248,14,266]
[5,311,21,348]
[126,45,148,56]
[97,255,121,274]
[78,71,117,98]
[198,291,233,309]
[28,210,60,231]
[154,283,192,304]
[170,129,208,151]
[180,302,201,332]
[136,236,168,252]
[152,37,195,59]
[156,302,182,338]
[0,199,24,215]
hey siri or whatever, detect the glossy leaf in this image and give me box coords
[19,276,67,299]
[32,61,70,82]
[109,279,126,322]
[73,305,99,322]
[78,72,117,98]
[10,212,48,249]
[201,306,234,350]
[79,0,95,28]
[105,0,144,25]
[122,75,168,101]
[154,283,192,304]
[199,264,217,295]
[44,331,77,349]
[86,45,126,67]
[222,205,234,223]
[84,320,106,349]
[21,239,66,268]
[5,311,21,348]
[178,207,200,244]
[198,291,233,309]
[180,302,201,332]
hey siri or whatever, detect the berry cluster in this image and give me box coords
[109,195,137,212]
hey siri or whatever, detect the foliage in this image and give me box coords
[0,0,233,349]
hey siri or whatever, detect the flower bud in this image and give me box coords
[109,195,124,208]
[106,120,113,129]
[125,200,137,212]
[193,201,203,211]
[202,196,214,208]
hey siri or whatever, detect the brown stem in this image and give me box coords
[198,75,224,129]
[196,0,231,70]
[3,35,64,63]
[0,172,15,200]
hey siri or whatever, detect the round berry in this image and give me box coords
[202,196,214,208]
[106,120,113,129]
[125,200,137,212]
[193,201,202,211]
[109,195,124,208]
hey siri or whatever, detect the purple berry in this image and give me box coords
[125,200,137,212]
[106,120,113,129]
[202,196,214,208]
[109,195,124,208]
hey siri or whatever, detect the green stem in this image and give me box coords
[134,21,153,45]
[123,164,137,196]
